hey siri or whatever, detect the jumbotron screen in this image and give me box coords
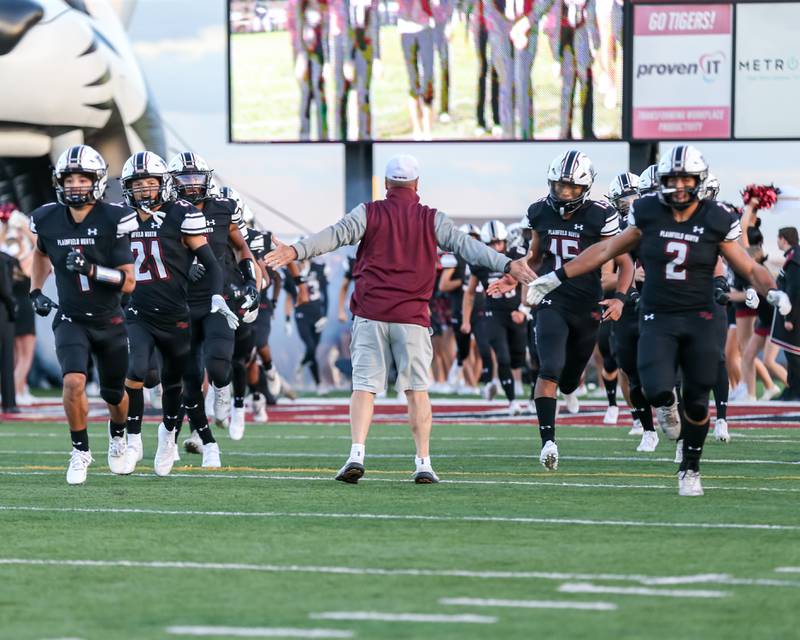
[228,0,624,142]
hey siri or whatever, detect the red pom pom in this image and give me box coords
[741,184,779,211]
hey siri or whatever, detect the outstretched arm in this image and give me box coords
[720,240,791,316]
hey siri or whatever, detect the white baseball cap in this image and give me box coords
[385,154,419,182]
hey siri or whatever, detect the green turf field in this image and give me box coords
[1,420,798,639]
[229,23,623,141]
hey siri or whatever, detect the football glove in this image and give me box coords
[713,276,730,306]
[210,294,240,330]
[242,307,258,324]
[766,289,792,316]
[65,249,92,276]
[745,288,759,309]
[526,272,562,306]
[242,282,259,312]
[189,262,206,282]
[30,289,57,317]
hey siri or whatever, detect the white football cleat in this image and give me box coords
[149,384,163,410]
[678,470,704,497]
[564,391,580,414]
[204,389,214,417]
[481,381,497,401]
[202,442,221,468]
[714,418,730,443]
[172,430,181,462]
[508,400,524,416]
[266,368,281,397]
[213,384,232,427]
[108,436,134,475]
[674,439,684,464]
[127,432,144,462]
[66,448,93,485]
[183,430,203,455]
[628,419,644,435]
[603,405,619,425]
[655,392,681,439]
[636,430,659,452]
[229,406,245,441]
[153,423,176,477]
[252,395,268,423]
[539,440,559,471]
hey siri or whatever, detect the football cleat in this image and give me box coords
[252,395,268,423]
[201,442,221,468]
[714,418,730,443]
[413,467,440,484]
[508,400,524,416]
[674,440,684,464]
[183,430,203,455]
[204,389,214,417]
[335,461,365,484]
[127,433,144,462]
[628,419,644,435]
[678,470,704,497]
[213,384,232,428]
[564,391,580,414]
[636,430,659,453]
[540,440,559,471]
[229,406,246,441]
[265,368,281,398]
[149,384,163,410]
[108,436,134,475]
[655,392,681,439]
[154,423,176,477]
[481,381,498,401]
[603,405,619,425]
[66,448,93,485]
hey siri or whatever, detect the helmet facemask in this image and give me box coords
[173,171,212,204]
[123,175,172,212]
[547,180,589,218]
[55,171,103,207]
[657,172,706,211]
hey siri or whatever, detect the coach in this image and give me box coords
[265,154,534,484]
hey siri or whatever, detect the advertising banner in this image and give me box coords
[735,2,800,138]
[632,3,732,139]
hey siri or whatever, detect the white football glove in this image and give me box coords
[210,294,240,330]
[745,288,759,309]
[526,272,563,307]
[766,289,792,316]
[242,307,258,324]
[314,316,328,333]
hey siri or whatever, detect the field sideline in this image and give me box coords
[1,401,798,639]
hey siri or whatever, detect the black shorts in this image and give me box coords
[535,305,600,394]
[13,278,35,336]
[596,319,617,373]
[53,312,128,392]
[476,310,527,369]
[253,299,273,348]
[126,311,191,384]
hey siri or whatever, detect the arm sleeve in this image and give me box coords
[293,204,368,261]
[193,243,224,297]
[434,211,510,273]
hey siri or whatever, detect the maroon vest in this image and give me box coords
[350,188,439,327]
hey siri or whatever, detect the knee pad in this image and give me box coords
[559,378,580,396]
[645,389,675,408]
[682,389,710,423]
[206,357,231,388]
[100,386,125,406]
[603,354,617,374]
[143,368,161,389]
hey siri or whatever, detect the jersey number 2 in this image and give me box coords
[665,240,688,281]
[131,239,168,282]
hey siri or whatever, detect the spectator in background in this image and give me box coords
[773,227,800,400]
[0,215,17,413]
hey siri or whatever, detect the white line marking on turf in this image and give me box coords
[309,612,496,624]
[2,558,799,589]
[439,597,617,611]
[1,505,799,531]
[558,583,729,598]
[775,567,800,573]
[166,626,353,638]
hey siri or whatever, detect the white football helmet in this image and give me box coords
[546,150,596,217]
[506,222,525,248]
[606,172,640,216]
[121,151,172,210]
[52,145,108,206]
[458,223,481,237]
[638,164,658,195]
[167,152,213,204]
[219,186,255,227]
[480,220,508,244]
[656,145,709,210]
[705,173,720,200]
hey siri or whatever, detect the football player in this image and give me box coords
[29,145,137,484]
[526,145,791,496]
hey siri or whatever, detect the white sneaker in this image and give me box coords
[628,419,644,435]
[266,368,281,397]
[656,392,681,439]
[678,470,704,497]
[438,112,451,123]
[213,384,232,427]
[108,436,134,475]
[154,423,177,477]
[714,418,730,443]
[446,361,460,387]
[636,430,659,452]
[229,406,245,441]
[514,381,524,397]
[202,442,221,468]
[183,430,203,455]
[539,440,559,470]
[173,430,181,462]
[252,395,268,423]
[564,391,580,414]
[482,381,497,401]
[150,384,163,410]
[728,382,747,402]
[508,400,524,416]
[204,389,214,417]
[66,448,93,485]
[127,433,144,462]
[528,400,537,415]
[674,439,684,464]
[16,391,35,406]
[760,386,781,401]
[603,405,619,425]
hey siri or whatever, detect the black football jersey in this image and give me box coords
[285,261,329,310]
[629,194,741,313]
[128,200,206,318]
[471,245,527,312]
[188,196,242,307]
[440,252,467,315]
[31,200,137,320]
[526,197,620,311]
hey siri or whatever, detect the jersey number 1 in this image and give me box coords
[131,239,168,282]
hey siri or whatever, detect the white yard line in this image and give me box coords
[0,505,798,531]
[309,612,496,624]
[558,583,729,598]
[166,626,353,638]
[439,597,617,611]
[775,567,800,573]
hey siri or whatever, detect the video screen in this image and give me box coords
[228,0,624,142]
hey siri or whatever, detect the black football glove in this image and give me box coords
[29,289,57,317]
[188,262,206,282]
[65,249,92,276]
[713,276,731,306]
[242,282,259,312]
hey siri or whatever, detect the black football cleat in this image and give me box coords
[335,461,365,484]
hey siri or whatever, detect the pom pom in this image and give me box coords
[741,184,780,211]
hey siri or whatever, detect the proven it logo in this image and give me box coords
[699,51,725,83]
[636,50,725,82]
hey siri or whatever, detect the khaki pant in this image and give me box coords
[350,316,432,393]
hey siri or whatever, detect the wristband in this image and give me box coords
[517,304,531,316]
[293,275,305,286]
[93,265,125,287]
[554,267,569,282]
[29,288,42,300]
[613,292,627,302]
